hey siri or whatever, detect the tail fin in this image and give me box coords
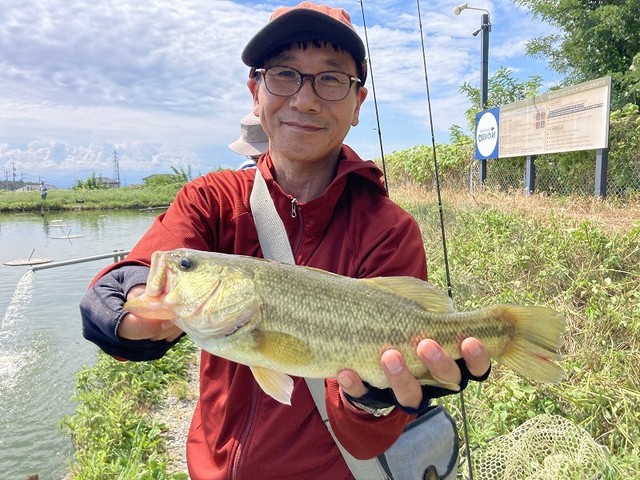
[493,305,566,383]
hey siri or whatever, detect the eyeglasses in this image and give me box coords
[255,66,361,102]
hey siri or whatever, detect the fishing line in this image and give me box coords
[414,0,474,477]
[358,0,389,193]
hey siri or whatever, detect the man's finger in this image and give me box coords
[117,313,176,340]
[460,337,491,377]
[336,369,369,398]
[417,339,461,387]
[381,349,422,409]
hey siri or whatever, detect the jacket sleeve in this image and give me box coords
[326,210,428,459]
[80,265,184,361]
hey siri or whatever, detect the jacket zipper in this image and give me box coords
[230,381,260,480]
[290,198,305,253]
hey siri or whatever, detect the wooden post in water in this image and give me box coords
[26,474,39,480]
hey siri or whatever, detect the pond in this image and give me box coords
[0,209,160,479]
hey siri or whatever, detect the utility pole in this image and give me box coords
[112,150,121,187]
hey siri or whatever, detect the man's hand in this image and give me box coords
[117,285,183,342]
[337,337,491,410]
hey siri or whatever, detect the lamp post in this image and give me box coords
[454,2,491,185]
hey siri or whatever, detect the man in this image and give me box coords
[80,3,490,479]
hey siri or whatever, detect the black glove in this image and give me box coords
[343,360,491,416]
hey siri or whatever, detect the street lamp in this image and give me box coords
[454,2,491,184]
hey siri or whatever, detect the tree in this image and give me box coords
[515,0,640,109]
[459,67,543,131]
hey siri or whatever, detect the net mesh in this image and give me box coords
[470,414,614,479]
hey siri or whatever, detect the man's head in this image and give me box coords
[243,2,368,167]
[242,2,367,85]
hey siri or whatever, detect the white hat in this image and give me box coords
[228,113,269,157]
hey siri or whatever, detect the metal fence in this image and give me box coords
[463,155,640,198]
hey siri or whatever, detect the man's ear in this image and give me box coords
[351,86,368,126]
[248,78,260,116]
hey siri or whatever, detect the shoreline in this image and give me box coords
[150,351,201,477]
[56,355,200,480]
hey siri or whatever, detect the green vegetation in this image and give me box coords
[61,337,197,479]
[515,0,640,110]
[393,186,639,478]
[0,184,181,212]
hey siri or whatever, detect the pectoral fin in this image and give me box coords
[250,366,294,405]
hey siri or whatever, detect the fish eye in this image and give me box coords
[178,256,193,270]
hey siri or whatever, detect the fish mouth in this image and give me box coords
[123,294,177,320]
[123,256,178,320]
[177,281,258,338]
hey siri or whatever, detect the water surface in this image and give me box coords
[0,209,159,479]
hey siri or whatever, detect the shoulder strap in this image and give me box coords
[249,167,295,265]
[249,168,389,480]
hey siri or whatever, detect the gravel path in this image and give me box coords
[150,352,201,477]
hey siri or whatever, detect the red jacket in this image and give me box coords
[92,146,427,479]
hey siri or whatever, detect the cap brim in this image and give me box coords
[242,9,365,68]
[228,138,269,157]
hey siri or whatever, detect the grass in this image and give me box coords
[60,337,197,480]
[0,185,181,212]
[392,185,640,478]
[60,184,640,479]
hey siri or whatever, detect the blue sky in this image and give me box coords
[0,0,560,188]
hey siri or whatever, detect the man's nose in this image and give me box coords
[291,75,321,107]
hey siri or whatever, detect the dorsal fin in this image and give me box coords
[360,277,455,313]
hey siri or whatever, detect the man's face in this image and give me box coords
[249,44,367,166]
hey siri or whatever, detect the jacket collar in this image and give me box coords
[255,145,387,235]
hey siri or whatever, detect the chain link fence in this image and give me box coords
[462,154,640,198]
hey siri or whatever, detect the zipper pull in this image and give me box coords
[291,198,298,218]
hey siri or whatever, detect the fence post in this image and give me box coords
[594,148,609,198]
[479,159,487,186]
[524,155,536,195]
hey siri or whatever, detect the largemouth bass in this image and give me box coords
[124,249,566,405]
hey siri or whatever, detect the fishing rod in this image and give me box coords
[358,0,388,193]
[414,0,474,477]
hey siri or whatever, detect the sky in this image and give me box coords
[0,0,561,188]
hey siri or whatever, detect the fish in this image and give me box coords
[124,248,566,405]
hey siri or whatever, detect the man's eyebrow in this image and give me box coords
[269,55,352,72]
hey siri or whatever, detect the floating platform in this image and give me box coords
[4,258,54,267]
[50,235,84,239]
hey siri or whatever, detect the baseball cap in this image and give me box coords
[228,113,269,157]
[241,2,366,82]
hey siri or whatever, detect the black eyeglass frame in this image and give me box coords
[254,66,362,101]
